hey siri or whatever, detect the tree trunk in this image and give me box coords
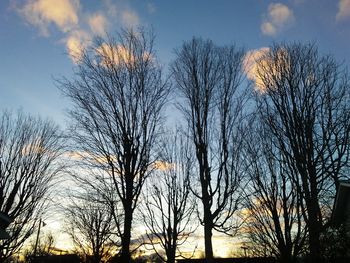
[200,176,214,259]
[308,215,321,261]
[204,224,213,259]
[198,145,214,260]
[120,203,133,262]
[304,192,322,262]
[307,173,323,261]
[167,228,177,263]
[93,254,101,263]
[166,247,176,263]
[203,203,213,259]
[280,249,293,263]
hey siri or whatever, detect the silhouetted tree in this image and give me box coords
[244,120,307,262]
[171,38,248,259]
[253,43,350,261]
[65,192,115,263]
[24,231,55,261]
[0,110,64,262]
[59,28,170,262]
[141,131,196,263]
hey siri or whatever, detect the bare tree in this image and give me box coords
[141,131,196,263]
[171,38,248,259]
[24,231,56,261]
[253,43,350,260]
[65,192,115,263]
[59,28,170,262]
[0,110,64,262]
[244,120,307,262]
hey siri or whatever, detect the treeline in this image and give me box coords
[0,28,349,263]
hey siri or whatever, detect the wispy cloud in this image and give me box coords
[96,42,152,68]
[336,0,350,21]
[103,0,118,17]
[121,10,139,28]
[18,0,79,36]
[101,0,140,28]
[17,0,85,62]
[147,2,156,14]
[88,13,108,36]
[16,0,141,63]
[65,30,90,63]
[261,3,295,36]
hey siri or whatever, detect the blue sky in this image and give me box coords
[1,0,350,127]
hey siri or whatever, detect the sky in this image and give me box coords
[1,0,350,255]
[1,0,350,127]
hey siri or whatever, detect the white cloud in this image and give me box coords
[261,3,294,36]
[261,22,276,36]
[19,0,80,36]
[269,3,293,25]
[96,43,129,66]
[65,30,90,63]
[244,47,293,93]
[88,13,108,36]
[96,42,151,67]
[243,47,270,92]
[336,0,350,21]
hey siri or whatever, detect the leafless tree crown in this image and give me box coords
[0,110,64,261]
[141,131,196,263]
[254,43,350,260]
[59,28,170,262]
[171,38,249,258]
